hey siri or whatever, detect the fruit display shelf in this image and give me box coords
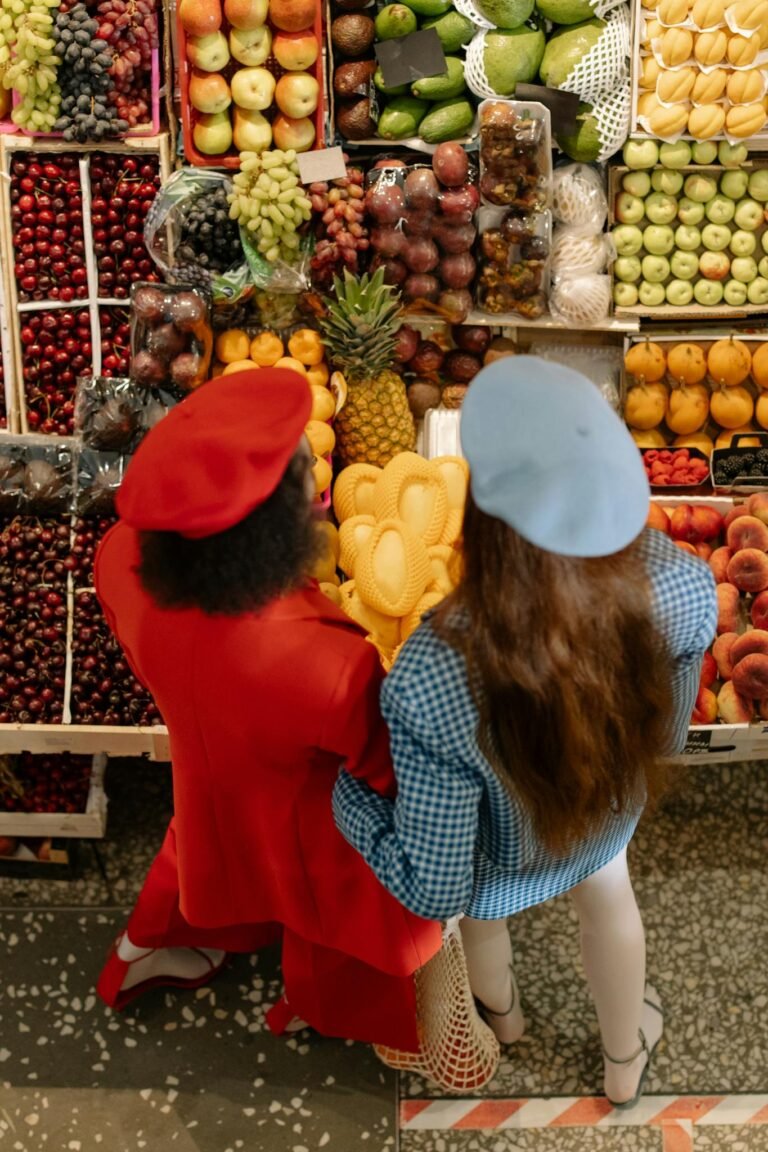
[0,752,107,838]
[608,156,768,320]
[177,0,325,168]
[0,134,172,436]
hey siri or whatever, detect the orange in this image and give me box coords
[310,384,335,422]
[222,359,260,375]
[305,419,335,457]
[312,456,333,496]
[274,356,308,376]
[307,361,330,388]
[249,331,285,367]
[288,328,325,367]
[214,328,250,364]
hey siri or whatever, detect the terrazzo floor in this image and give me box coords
[1,758,768,1151]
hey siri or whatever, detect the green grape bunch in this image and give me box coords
[0,0,62,131]
[228,148,313,265]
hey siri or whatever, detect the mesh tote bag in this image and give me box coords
[374,917,501,1093]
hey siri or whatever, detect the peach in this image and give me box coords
[747,492,768,526]
[730,629,768,664]
[723,505,752,529]
[709,546,733,584]
[732,653,768,700]
[670,503,724,544]
[716,582,740,633]
[751,589,768,630]
[695,543,713,561]
[713,631,738,679]
[675,541,698,555]
[717,679,754,722]
[699,649,718,689]
[726,548,768,593]
[726,515,768,552]
[691,685,718,724]
[646,502,671,534]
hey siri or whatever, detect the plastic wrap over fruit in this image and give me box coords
[548,272,612,326]
[129,283,214,393]
[476,206,550,319]
[76,450,130,517]
[144,169,253,305]
[551,162,608,233]
[0,436,74,516]
[74,376,179,454]
[529,340,622,409]
[478,99,552,211]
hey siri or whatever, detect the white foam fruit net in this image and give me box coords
[453,0,494,30]
[373,919,501,1093]
[556,4,631,103]
[591,79,632,162]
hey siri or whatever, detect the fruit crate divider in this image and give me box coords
[80,156,104,378]
[62,547,76,727]
[0,240,19,433]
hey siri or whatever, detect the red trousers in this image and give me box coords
[100,820,421,1050]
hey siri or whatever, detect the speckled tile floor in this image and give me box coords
[2,760,768,1151]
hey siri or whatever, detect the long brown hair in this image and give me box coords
[433,494,672,856]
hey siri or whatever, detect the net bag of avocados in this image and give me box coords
[373,918,500,1093]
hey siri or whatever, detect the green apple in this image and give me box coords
[718,141,749,168]
[730,229,757,257]
[615,192,646,225]
[734,199,765,231]
[666,279,694,305]
[677,197,706,226]
[612,224,644,256]
[694,279,724,305]
[643,224,675,255]
[651,168,684,196]
[659,140,692,169]
[759,256,768,279]
[641,253,670,283]
[670,250,699,279]
[720,171,749,200]
[748,170,768,203]
[684,174,718,203]
[674,224,701,251]
[724,279,748,306]
[614,282,639,307]
[701,223,732,252]
[699,250,730,279]
[639,280,666,306]
[705,195,736,225]
[747,277,768,305]
[691,141,717,164]
[645,191,679,225]
[614,255,642,282]
[622,171,651,198]
[623,139,660,169]
[731,256,758,283]
[192,110,234,154]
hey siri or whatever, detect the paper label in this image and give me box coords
[297,147,347,186]
[374,28,446,90]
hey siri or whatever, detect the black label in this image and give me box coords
[374,28,446,90]
[515,83,579,135]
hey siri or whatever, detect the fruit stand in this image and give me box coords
[0,0,768,869]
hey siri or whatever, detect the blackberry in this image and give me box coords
[721,457,743,478]
[740,453,755,467]
[749,466,764,477]
[713,467,728,485]
[757,449,768,465]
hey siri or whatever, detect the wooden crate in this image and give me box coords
[0,722,170,760]
[0,753,108,838]
[0,249,19,433]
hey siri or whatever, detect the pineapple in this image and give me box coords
[319,268,416,468]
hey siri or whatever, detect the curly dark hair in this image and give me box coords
[137,453,323,615]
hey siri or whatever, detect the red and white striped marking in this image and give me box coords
[401,1093,768,1150]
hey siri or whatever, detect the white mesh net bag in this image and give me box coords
[465,30,502,99]
[373,918,501,1093]
[551,4,631,104]
[453,0,494,30]
[591,79,631,162]
[552,162,608,229]
[548,272,612,326]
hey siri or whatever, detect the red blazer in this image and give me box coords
[95,523,442,985]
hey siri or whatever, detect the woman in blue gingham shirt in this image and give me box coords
[333,358,718,1110]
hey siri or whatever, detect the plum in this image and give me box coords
[403,237,440,274]
[432,141,469,188]
[404,168,440,210]
[403,274,440,302]
[370,225,405,258]
[366,180,405,225]
[170,352,203,391]
[439,251,476,289]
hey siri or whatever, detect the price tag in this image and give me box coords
[374,28,446,91]
[515,84,579,135]
[297,147,347,186]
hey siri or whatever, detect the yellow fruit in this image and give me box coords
[316,519,340,563]
[631,428,668,448]
[715,423,760,448]
[710,385,754,429]
[667,343,707,385]
[625,341,667,383]
[312,456,333,496]
[660,26,693,66]
[307,361,330,388]
[752,345,768,389]
[305,419,336,457]
[214,328,251,363]
[310,384,336,423]
[694,28,727,64]
[666,384,710,434]
[756,393,768,431]
[332,463,382,522]
[624,383,669,430]
[373,452,448,546]
[273,356,308,376]
[338,514,375,576]
[222,359,260,375]
[707,337,752,387]
[288,328,325,367]
[249,331,285,366]
[673,432,714,457]
[319,581,342,605]
[640,55,661,88]
[338,581,402,651]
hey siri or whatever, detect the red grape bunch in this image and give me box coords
[310,166,369,288]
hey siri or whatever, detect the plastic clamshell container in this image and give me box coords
[178,4,325,168]
[478,99,552,211]
[475,204,552,320]
[711,431,768,493]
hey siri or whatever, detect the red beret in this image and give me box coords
[117,369,312,538]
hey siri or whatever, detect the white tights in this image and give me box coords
[460,850,660,1102]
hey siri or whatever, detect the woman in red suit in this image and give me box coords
[95,368,441,1048]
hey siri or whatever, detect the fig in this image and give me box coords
[24,459,63,500]
[373,255,408,285]
[132,285,167,324]
[407,380,442,418]
[404,168,440,210]
[146,323,187,362]
[169,291,208,332]
[370,225,405,258]
[438,289,473,323]
[410,339,444,375]
[452,325,491,356]
[432,141,469,188]
[432,219,477,254]
[439,251,476,289]
[366,180,406,225]
[130,350,167,386]
[443,348,482,383]
[438,185,480,219]
[170,352,203,390]
[404,273,440,302]
[404,237,440,274]
[394,324,420,363]
[90,397,139,451]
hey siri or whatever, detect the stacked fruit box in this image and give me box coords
[0,752,107,838]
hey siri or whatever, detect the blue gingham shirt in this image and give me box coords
[333,529,717,921]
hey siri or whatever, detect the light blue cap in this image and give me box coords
[460,356,649,559]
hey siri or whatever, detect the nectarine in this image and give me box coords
[733,653,768,700]
[709,546,733,584]
[723,505,752,529]
[695,543,713,561]
[747,492,768,526]
[727,515,768,553]
[726,548,768,593]
[646,502,671,534]
[713,631,737,680]
[716,582,740,634]
[699,649,718,689]
[675,541,698,555]
[717,679,754,722]
[691,685,718,724]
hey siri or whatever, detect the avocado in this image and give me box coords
[334,60,377,98]
[411,56,466,100]
[378,95,430,139]
[400,0,453,14]
[374,65,410,96]
[336,96,378,140]
[375,3,418,40]
[422,11,475,51]
[475,0,535,28]
[418,97,475,143]
[554,100,601,162]
[331,13,376,57]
